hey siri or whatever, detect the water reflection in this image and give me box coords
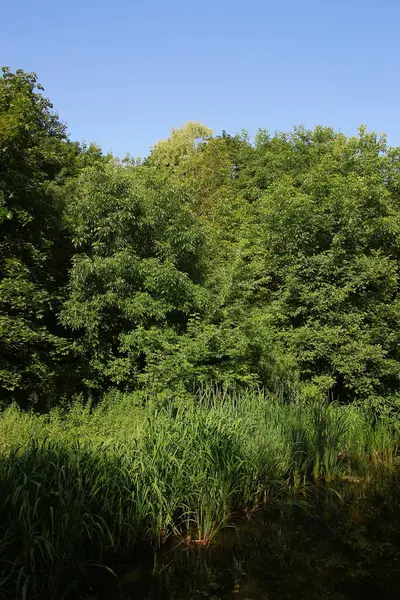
[93,482,400,600]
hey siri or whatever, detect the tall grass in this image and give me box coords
[0,388,398,599]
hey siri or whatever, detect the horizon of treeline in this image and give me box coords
[2,66,400,412]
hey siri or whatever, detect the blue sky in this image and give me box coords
[2,0,399,157]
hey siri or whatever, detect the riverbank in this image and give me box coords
[0,389,399,599]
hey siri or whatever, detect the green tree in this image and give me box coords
[148,121,213,169]
[0,68,75,403]
[239,127,400,406]
[0,68,106,405]
[61,162,207,392]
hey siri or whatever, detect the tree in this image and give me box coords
[0,68,98,405]
[239,127,400,406]
[61,161,207,392]
[148,121,213,169]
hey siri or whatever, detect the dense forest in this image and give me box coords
[2,67,400,411]
[2,68,400,600]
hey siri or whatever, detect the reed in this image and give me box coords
[0,388,398,599]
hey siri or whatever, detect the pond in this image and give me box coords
[90,483,400,600]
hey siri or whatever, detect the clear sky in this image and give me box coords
[2,0,399,158]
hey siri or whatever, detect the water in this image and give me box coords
[89,483,400,600]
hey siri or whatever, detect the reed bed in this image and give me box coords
[0,388,398,599]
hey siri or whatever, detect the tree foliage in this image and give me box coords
[2,67,400,409]
[0,67,74,402]
[0,68,104,405]
[61,162,206,391]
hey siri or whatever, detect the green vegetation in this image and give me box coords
[2,67,400,407]
[0,389,399,599]
[1,67,400,598]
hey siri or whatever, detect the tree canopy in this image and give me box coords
[2,67,400,410]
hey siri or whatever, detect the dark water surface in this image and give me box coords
[90,484,400,600]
